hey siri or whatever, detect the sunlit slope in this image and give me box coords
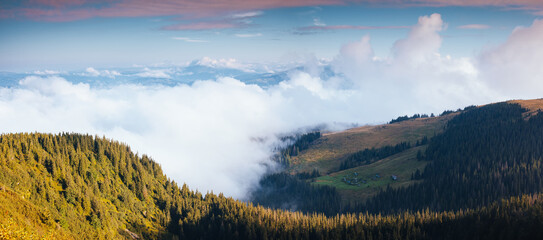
[313,146,427,203]
[509,98,543,117]
[0,133,177,239]
[0,188,73,240]
[290,114,454,174]
[294,98,543,206]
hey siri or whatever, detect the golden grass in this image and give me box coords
[290,114,454,174]
[509,98,543,118]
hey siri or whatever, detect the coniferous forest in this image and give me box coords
[2,101,543,239]
[364,103,543,213]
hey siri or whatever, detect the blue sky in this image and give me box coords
[1,1,541,71]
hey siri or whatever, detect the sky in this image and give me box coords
[1,0,542,70]
[0,0,542,199]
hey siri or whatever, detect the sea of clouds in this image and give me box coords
[0,14,541,199]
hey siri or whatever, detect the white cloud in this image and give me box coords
[393,13,444,65]
[172,37,209,43]
[32,70,62,75]
[83,67,121,78]
[231,11,263,19]
[196,57,255,72]
[332,13,498,113]
[135,67,171,78]
[313,18,326,27]
[333,35,374,83]
[278,71,349,100]
[1,73,364,199]
[235,33,263,38]
[478,19,543,99]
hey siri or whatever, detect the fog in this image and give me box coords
[0,14,540,199]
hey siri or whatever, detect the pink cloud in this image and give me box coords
[3,0,342,21]
[162,21,241,31]
[410,0,543,7]
[2,0,542,32]
[457,24,491,29]
[7,0,543,22]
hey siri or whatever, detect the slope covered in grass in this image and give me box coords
[289,114,452,174]
[314,146,427,203]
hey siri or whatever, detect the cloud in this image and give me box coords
[393,13,444,64]
[172,37,209,42]
[235,33,263,38]
[339,35,374,64]
[231,11,264,19]
[82,67,121,78]
[478,19,543,99]
[33,69,62,75]
[294,25,409,34]
[196,57,255,72]
[162,21,241,31]
[163,10,264,31]
[0,73,359,199]
[5,0,543,23]
[457,24,490,29]
[135,68,171,78]
[332,13,497,110]
[2,0,340,22]
[313,18,326,26]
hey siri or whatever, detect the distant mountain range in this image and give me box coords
[0,61,340,89]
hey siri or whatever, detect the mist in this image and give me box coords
[0,13,540,199]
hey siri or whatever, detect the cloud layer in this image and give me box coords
[0,13,541,200]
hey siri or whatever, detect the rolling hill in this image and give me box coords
[289,112,454,175]
[285,98,543,212]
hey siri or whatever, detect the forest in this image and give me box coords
[363,103,543,213]
[1,100,543,239]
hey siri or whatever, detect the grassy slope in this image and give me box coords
[314,146,427,203]
[293,98,543,204]
[287,114,452,204]
[289,114,454,174]
[509,98,543,118]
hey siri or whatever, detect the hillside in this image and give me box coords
[2,133,543,239]
[509,98,543,117]
[2,99,543,238]
[314,146,427,203]
[287,112,452,203]
[0,133,180,239]
[289,113,453,174]
[284,99,543,206]
[291,98,543,176]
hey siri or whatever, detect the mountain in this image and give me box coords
[1,99,543,239]
[281,99,543,212]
